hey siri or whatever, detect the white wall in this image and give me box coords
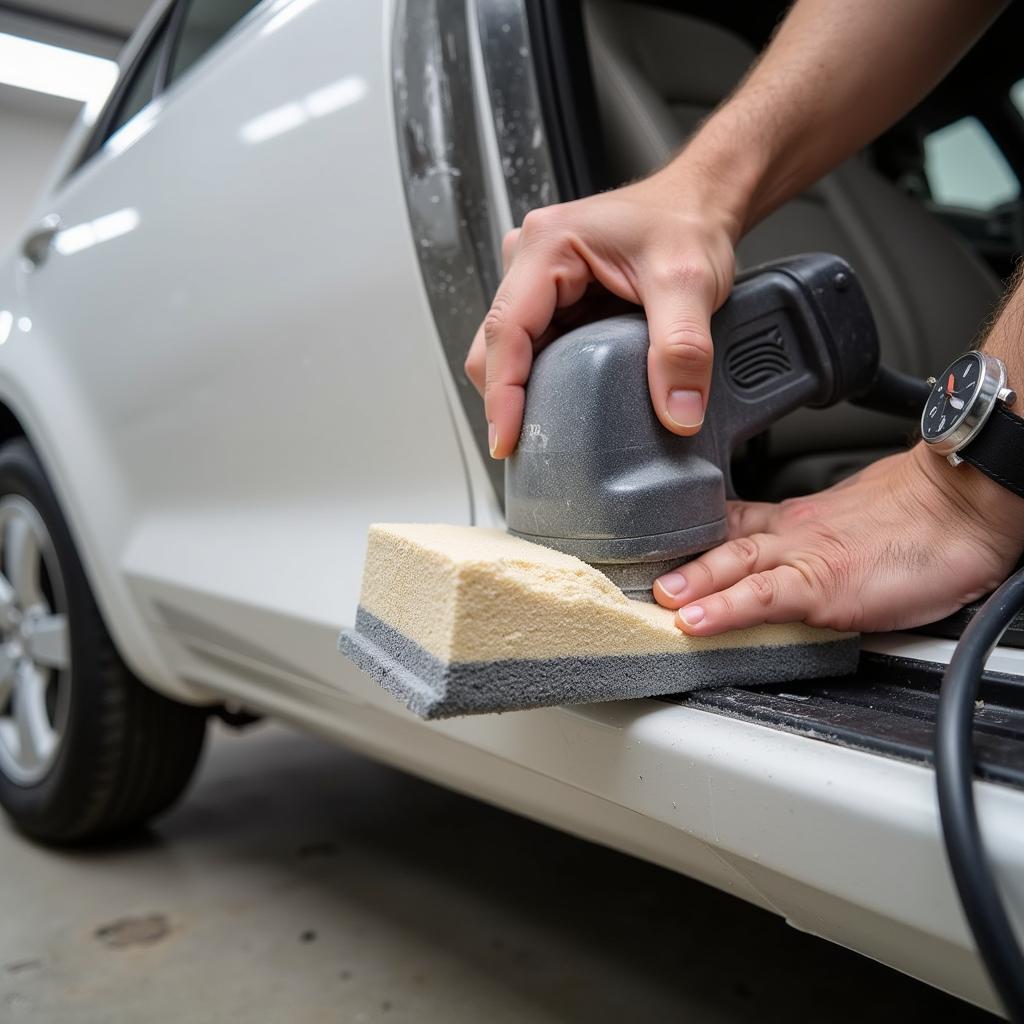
[0,91,79,257]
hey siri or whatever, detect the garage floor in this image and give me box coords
[0,721,994,1023]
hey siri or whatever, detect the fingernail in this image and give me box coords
[488,422,498,457]
[657,572,687,597]
[666,389,704,429]
[680,604,705,626]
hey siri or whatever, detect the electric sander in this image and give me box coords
[338,253,878,718]
[506,252,878,599]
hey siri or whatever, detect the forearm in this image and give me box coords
[667,0,1006,239]
[981,264,1024,393]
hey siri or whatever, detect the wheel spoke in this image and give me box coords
[26,613,69,671]
[0,572,15,619]
[11,662,55,769]
[0,642,17,708]
[4,514,40,610]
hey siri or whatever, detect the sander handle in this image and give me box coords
[708,252,880,453]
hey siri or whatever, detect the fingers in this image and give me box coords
[480,218,591,459]
[673,565,818,635]
[501,228,521,273]
[642,265,719,436]
[465,322,486,394]
[653,533,781,609]
[725,500,779,539]
[465,228,524,397]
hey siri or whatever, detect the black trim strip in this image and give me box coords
[392,0,506,501]
[70,1,178,176]
[155,0,190,94]
[521,0,605,198]
[916,596,1024,649]
[669,652,1024,790]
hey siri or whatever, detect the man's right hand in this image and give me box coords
[462,0,1006,461]
[464,169,739,459]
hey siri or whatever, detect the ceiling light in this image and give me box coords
[0,32,117,106]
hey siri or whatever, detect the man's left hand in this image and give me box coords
[653,445,1024,635]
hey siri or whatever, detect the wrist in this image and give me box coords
[655,106,773,245]
[909,442,1024,548]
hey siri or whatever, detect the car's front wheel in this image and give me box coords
[0,439,207,843]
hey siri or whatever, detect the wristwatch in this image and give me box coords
[921,351,1024,498]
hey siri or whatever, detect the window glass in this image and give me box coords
[168,0,263,84]
[1012,79,1024,118]
[104,32,163,142]
[922,116,1019,211]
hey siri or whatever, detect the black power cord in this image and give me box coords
[851,364,931,419]
[936,565,1024,1022]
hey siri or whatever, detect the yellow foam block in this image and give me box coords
[339,523,859,719]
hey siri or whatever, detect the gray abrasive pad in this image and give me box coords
[339,608,859,720]
[337,524,860,720]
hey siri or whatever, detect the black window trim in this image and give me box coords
[71,0,185,177]
[68,0,273,182]
[155,0,192,94]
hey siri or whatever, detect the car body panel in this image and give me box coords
[179,634,1018,1013]
[5,0,472,695]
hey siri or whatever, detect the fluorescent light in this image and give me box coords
[0,312,12,346]
[0,32,117,106]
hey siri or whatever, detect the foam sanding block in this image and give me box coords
[338,523,859,719]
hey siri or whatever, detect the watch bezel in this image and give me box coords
[922,352,1006,457]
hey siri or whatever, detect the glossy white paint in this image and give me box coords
[0,0,1019,1013]
[7,0,472,693]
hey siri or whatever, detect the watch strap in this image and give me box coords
[962,402,1024,499]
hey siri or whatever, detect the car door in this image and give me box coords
[17,0,472,696]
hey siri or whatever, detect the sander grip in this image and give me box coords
[504,253,881,595]
[708,252,879,451]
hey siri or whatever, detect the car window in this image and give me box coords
[167,0,263,85]
[922,115,1019,211]
[103,27,165,143]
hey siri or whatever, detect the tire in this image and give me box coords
[0,439,207,843]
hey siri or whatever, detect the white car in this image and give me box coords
[1,0,1022,1013]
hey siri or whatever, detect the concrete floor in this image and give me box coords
[0,721,994,1023]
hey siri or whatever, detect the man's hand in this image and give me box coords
[462,0,1004,460]
[652,445,1024,635]
[464,171,738,458]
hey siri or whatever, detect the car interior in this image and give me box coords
[539,0,1024,499]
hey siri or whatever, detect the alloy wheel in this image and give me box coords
[0,495,70,785]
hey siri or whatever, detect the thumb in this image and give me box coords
[643,271,717,436]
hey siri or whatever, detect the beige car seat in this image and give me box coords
[584,0,1001,492]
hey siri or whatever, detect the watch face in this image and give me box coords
[921,352,984,442]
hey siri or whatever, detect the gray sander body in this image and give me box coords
[505,253,880,599]
[338,253,874,718]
